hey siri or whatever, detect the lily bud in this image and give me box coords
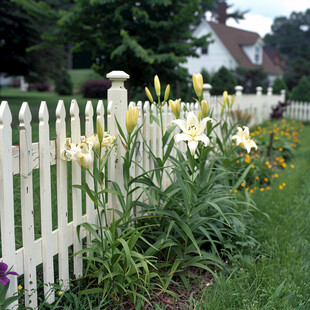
[223,91,229,105]
[231,94,235,107]
[126,105,139,134]
[164,84,170,102]
[201,100,209,118]
[197,110,202,121]
[192,73,203,98]
[96,119,103,145]
[154,75,161,97]
[169,99,181,119]
[145,87,154,103]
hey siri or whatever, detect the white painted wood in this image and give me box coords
[12,141,56,175]
[162,103,168,189]
[135,101,143,212]
[55,100,69,290]
[0,101,18,309]
[106,100,115,224]
[143,102,150,176]
[38,101,55,303]
[96,100,107,225]
[70,99,83,278]
[107,71,129,222]
[19,102,37,307]
[85,101,96,233]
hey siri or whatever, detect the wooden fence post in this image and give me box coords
[106,71,129,220]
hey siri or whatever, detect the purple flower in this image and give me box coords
[0,262,18,286]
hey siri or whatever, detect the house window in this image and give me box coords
[254,46,260,63]
[201,46,208,55]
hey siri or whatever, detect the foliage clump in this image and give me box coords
[211,66,237,95]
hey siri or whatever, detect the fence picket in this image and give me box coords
[0,101,18,309]
[70,99,83,278]
[19,102,37,307]
[38,101,55,303]
[55,100,69,290]
[85,101,96,236]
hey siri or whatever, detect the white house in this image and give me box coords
[184,20,283,86]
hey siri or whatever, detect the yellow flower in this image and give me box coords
[164,84,170,102]
[154,75,161,97]
[279,185,283,190]
[223,91,229,105]
[282,163,287,168]
[96,119,103,144]
[172,111,213,155]
[274,173,279,178]
[267,186,271,190]
[126,105,139,134]
[250,189,254,193]
[169,99,181,119]
[264,178,268,182]
[260,188,264,192]
[290,164,295,168]
[246,188,249,191]
[282,182,286,187]
[59,291,62,295]
[201,100,209,118]
[256,176,259,180]
[279,147,283,151]
[251,164,255,168]
[241,182,245,187]
[232,126,258,153]
[236,160,240,163]
[245,154,251,163]
[234,189,238,193]
[18,285,22,290]
[145,87,154,103]
[192,73,203,98]
[265,161,270,166]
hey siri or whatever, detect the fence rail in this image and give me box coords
[0,71,287,308]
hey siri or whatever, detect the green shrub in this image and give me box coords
[55,70,73,95]
[211,66,237,95]
[291,75,310,101]
[272,78,288,95]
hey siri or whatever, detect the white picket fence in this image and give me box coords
[284,101,310,121]
[0,71,286,309]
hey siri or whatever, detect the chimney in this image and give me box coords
[218,1,227,24]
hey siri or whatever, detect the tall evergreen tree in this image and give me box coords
[57,0,212,93]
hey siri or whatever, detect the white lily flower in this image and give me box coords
[232,126,258,153]
[61,142,94,169]
[172,111,213,155]
[86,133,116,149]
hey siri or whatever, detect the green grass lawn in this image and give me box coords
[198,125,310,309]
[68,69,102,94]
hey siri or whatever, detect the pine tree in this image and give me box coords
[57,0,212,94]
[291,76,310,101]
[210,66,236,95]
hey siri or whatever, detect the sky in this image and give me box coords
[225,0,310,37]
